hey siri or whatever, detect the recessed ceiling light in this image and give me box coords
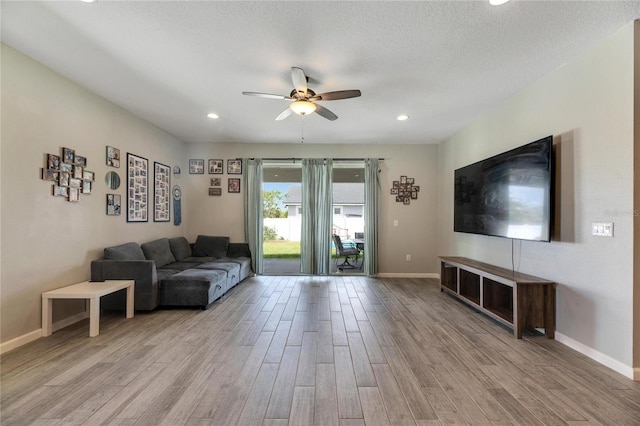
[207,113,219,119]
[397,114,409,121]
[489,0,511,5]
[81,0,97,3]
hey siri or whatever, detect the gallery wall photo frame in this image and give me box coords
[154,162,171,222]
[227,159,242,175]
[228,178,241,193]
[106,193,122,216]
[189,159,205,174]
[106,146,121,168]
[126,152,149,222]
[209,187,222,196]
[209,159,223,174]
[62,147,75,164]
[42,146,91,203]
[68,187,80,203]
[390,175,419,205]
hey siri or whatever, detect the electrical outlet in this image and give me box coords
[393,219,399,227]
[592,222,614,237]
[406,254,411,261]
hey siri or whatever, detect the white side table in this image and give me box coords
[42,280,134,337]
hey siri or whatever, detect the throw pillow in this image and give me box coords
[141,238,176,268]
[193,235,229,259]
[168,237,193,261]
[104,242,146,261]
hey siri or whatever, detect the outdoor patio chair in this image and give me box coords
[333,234,361,270]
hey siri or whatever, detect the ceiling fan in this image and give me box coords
[242,67,361,121]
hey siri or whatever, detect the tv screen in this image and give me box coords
[454,136,553,242]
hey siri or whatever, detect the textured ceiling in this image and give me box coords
[2,1,639,145]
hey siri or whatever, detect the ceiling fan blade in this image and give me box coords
[275,107,294,121]
[310,90,361,101]
[291,67,308,97]
[314,104,338,121]
[242,91,291,100]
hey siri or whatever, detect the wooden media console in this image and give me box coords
[439,256,556,339]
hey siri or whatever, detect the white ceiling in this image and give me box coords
[2,1,639,145]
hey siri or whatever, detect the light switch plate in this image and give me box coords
[592,222,614,237]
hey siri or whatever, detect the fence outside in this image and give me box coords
[264,217,364,241]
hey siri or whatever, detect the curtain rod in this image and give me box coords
[247,158,385,161]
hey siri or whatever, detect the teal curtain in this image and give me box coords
[363,158,380,276]
[300,158,333,274]
[243,158,263,274]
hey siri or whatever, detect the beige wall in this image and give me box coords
[182,142,440,276]
[438,22,637,373]
[1,45,186,344]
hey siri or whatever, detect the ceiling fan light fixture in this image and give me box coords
[290,100,316,116]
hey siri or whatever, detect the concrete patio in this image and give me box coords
[262,257,364,275]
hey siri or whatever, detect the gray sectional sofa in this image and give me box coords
[91,235,252,310]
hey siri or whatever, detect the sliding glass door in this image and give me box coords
[261,162,302,275]
[331,162,365,275]
[256,159,377,276]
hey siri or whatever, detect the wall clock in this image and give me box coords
[173,185,182,226]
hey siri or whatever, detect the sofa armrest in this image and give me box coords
[227,242,252,259]
[91,260,159,311]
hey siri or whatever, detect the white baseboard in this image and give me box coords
[53,311,89,332]
[0,311,88,355]
[375,273,439,279]
[555,332,636,380]
[0,329,42,355]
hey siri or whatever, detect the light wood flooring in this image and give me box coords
[2,276,639,425]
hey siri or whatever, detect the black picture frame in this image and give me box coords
[228,178,240,193]
[48,154,61,170]
[154,162,171,222]
[62,147,75,164]
[106,146,120,168]
[106,193,121,216]
[227,159,242,175]
[189,159,205,174]
[126,152,149,222]
[209,159,223,174]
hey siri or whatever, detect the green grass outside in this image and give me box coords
[263,240,337,258]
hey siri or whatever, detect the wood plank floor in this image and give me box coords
[2,276,639,425]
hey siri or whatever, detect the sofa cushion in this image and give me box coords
[141,238,176,268]
[168,237,192,261]
[218,257,253,282]
[192,235,229,259]
[183,256,215,264]
[195,261,241,290]
[156,268,180,282]
[161,261,200,271]
[104,242,145,261]
[160,269,227,308]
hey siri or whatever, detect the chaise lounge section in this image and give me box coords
[91,235,252,310]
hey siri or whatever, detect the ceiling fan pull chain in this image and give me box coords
[301,116,305,143]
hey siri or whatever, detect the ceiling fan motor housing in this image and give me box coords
[290,88,315,100]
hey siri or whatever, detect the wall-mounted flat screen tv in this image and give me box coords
[454,136,553,242]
